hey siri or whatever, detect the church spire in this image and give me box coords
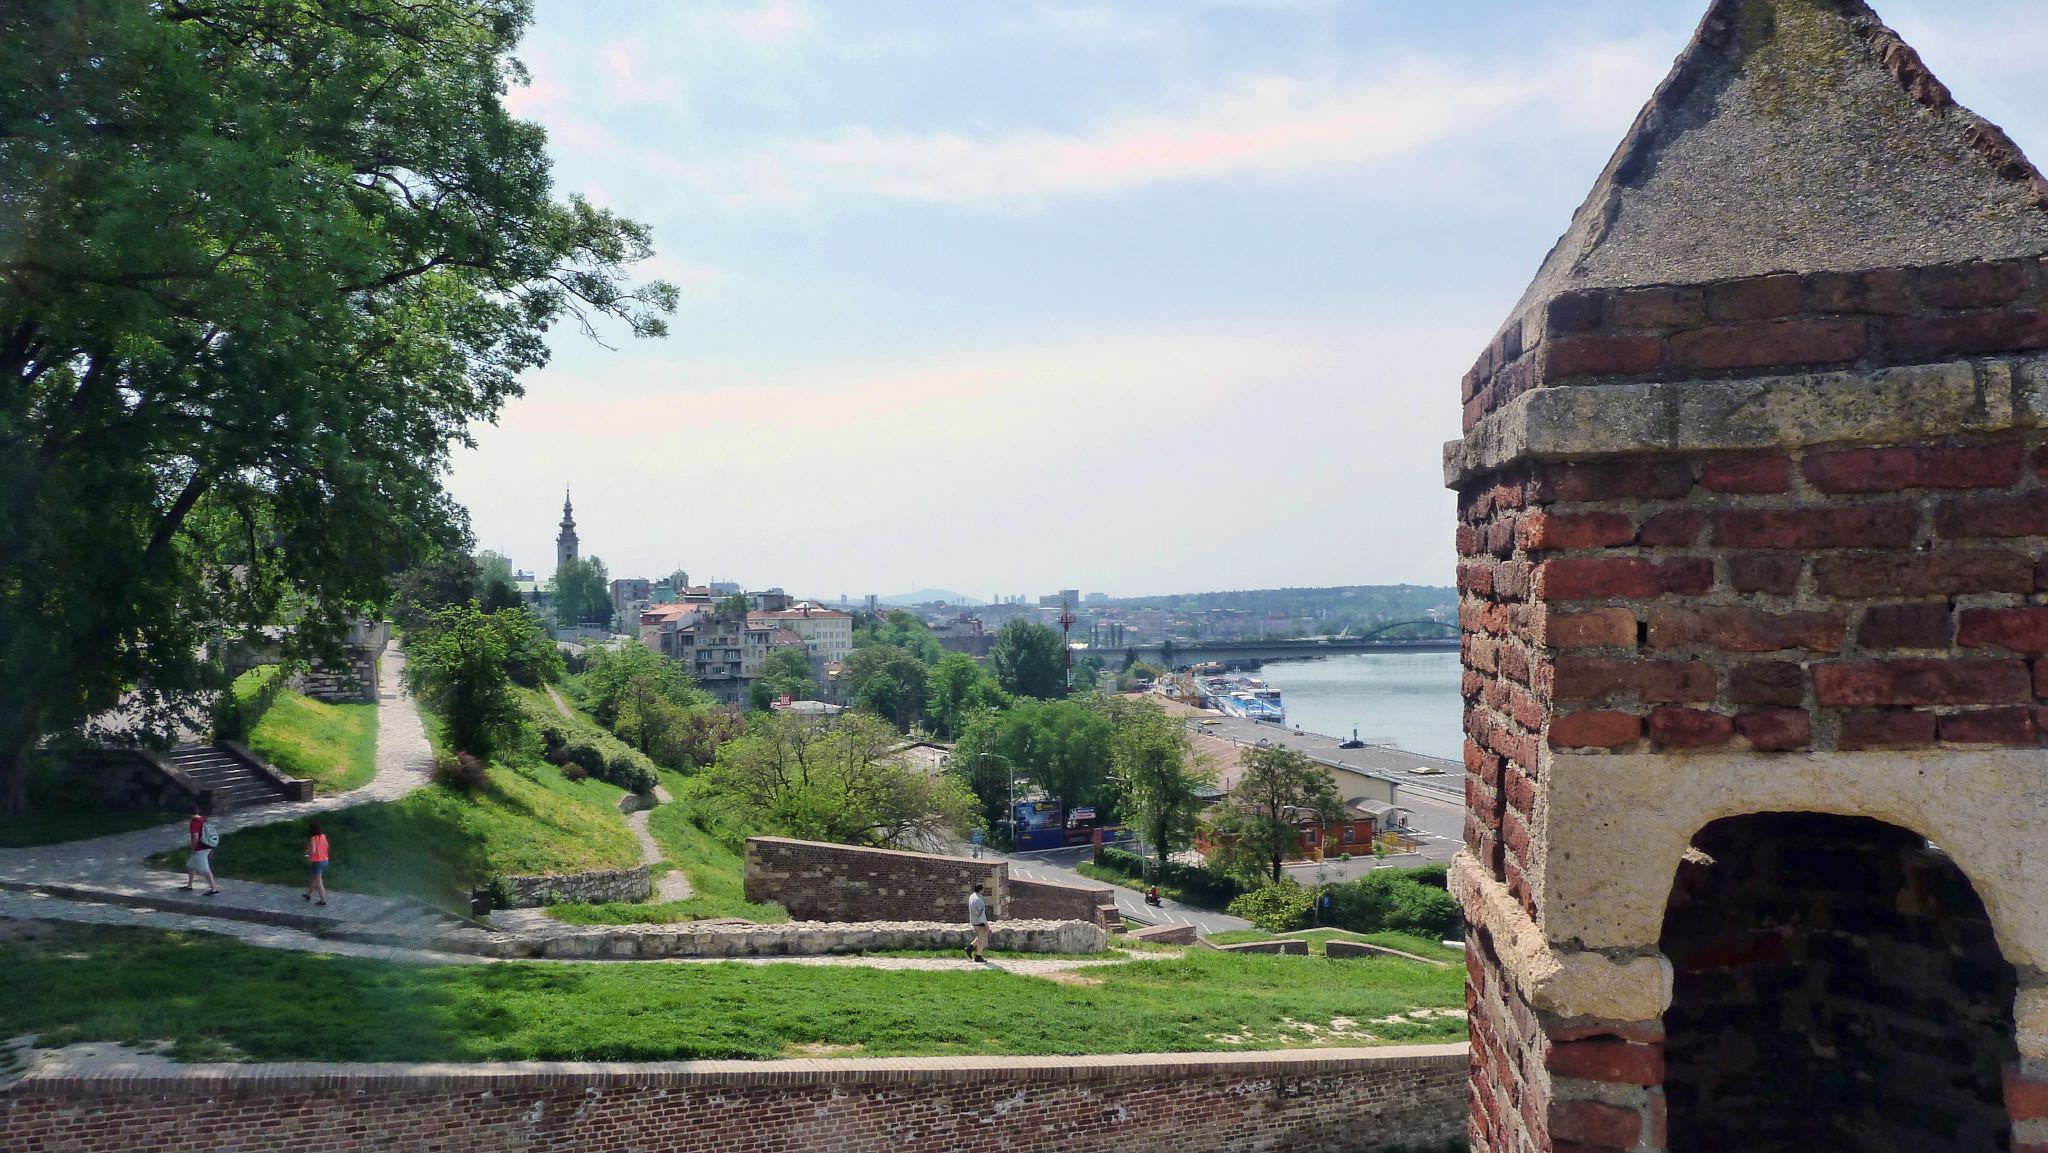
[556,485,579,574]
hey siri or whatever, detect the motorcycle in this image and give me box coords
[1143,888,1163,908]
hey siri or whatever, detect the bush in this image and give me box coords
[560,762,589,782]
[431,751,490,793]
[211,664,291,742]
[1096,845,1244,907]
[1325,868,1460,940]
[603,753,659,796]
[1227,882,1317,932]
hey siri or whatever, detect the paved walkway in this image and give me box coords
[0,647,441,939]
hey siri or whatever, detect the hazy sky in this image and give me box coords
[446,0,2047,600]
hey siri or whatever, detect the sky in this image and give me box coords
[445,0,2048,601]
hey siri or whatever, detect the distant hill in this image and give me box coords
[1105,584,1455,626]
[879,589,980,606]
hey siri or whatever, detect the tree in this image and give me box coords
[494,606,564,687]
[1071,654,1105,693]
[390,555,480,634]
[475,551,515,589]
[1208,746,1345,885]
[581,643,702,727]
[954,699,1110,820]
[948,712,1016,843]
[402,605,522,760]
[1101,698,1207,877]
[554,556,610,627]
[842,645,928,731]
[924,653,1007,740]
[748,647,816,711]
[716,593,750,620]
[0,2,674,811]
[854,610,943,664]
[710,712,975,849]
[990,620,1067,699]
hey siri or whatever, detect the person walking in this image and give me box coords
[965,882,990,963]
[182,808,220,895]
[303,821,330,905]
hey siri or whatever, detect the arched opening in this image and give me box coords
[1659,812,2018,1153]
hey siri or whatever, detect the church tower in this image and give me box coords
[556,488,579,575]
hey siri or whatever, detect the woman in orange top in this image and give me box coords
[303,821,330,906]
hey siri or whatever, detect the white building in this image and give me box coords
[747,603,853,665]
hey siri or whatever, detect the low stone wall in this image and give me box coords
[1008,876,1120,929]
[745,836,1005,923]
[497,865,650,908]
[80,749,208,812]
[1325,939,1450,966]
[434,918,1104,960]
[1215,939,1309,956]
[3,1045,1469,1153]
[1128,923,1198,946]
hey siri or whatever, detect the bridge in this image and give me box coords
[1074,622,1458,668]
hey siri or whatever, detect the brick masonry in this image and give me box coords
[3,1047,1469,1153]
[1006,876,1121,930]
[745,837,1007,923]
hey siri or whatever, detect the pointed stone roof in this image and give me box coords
[1513,0,2048,316]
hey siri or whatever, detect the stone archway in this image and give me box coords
[1659,812,2018,1153]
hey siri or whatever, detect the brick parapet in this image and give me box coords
[1462,257,2048,432]
[4,1046,1469,1153]
[745,836,1007,923]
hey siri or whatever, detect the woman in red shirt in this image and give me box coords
[303,821,330,905]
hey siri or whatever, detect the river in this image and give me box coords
[1251,651,1464,760]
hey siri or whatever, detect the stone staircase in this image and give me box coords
[166,743,296,809]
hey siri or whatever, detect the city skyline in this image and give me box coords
[444,0,2046,597]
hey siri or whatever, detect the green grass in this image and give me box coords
[0,921,1466,1062]
[171,753,640,913]
[551,772,786,925]
[0,755,182,848]
[244,690,378,792]
[1075,860,1233,911]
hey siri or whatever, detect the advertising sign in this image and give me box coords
[1013,800,1065,851]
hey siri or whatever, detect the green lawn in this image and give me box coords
[0,921,1466,1062]
[171,754,640,912]
[551,772,786,925]
[244,690,378,792]
[0,756,182,848]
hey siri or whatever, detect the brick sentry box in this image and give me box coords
[3,1047,1468,1153]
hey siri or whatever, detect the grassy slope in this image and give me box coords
[551,771,786,925]
[0,756,182,848]
[2,922,1465,1062]
[244,690,378,792]
[190,698,639,911]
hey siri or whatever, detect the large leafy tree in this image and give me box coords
[853,610,942,664]
[842,645,927,731]
[710,711,975,849]
[747,646,816,711]
[956,698,1109,818]
[401,604,522,759]
[553,555,609,627]
[0,1,674,809]
[924,652,1006,740]
[990,619,1067,699]
[1099,697,1207,876]
[1209,745,1345,885]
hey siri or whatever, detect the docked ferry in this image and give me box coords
[1203,674,1286,724]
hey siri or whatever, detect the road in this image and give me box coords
[1181,711,1468,867]
[996,845,1252,935]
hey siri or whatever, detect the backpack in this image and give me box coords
[200,820,220,848]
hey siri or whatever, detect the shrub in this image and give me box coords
[1227,882,1317,932]
[603,753,659,796]
[561,762,589,782]
[1325,868,1460,939]
[432,751,490,793]
[1096,844,1244,907]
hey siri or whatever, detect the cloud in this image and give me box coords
[597,40,680,106]
[731,0,810,45]
[666,41,1667,210]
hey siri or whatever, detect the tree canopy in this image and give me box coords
[709,712,973,849]
[0,0,674,809]
[1207,746,1345,885]
[990,619,1067,699]
[1099,697,1207,875]
[854,610,943,664]
[953,698,1110,821]
[553,555,610,627]
[842,645,928,732]
[923,653,1006,740]
[747,647,816,711]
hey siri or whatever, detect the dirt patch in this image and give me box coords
[783,1042,866,1057]
[0,919,60,944]
[1036,970,1105,986]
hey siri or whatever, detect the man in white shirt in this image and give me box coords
[966,883,989,963]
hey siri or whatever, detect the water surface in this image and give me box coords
[1253,651,1463,760]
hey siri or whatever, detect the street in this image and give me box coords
[996,844,1252,934]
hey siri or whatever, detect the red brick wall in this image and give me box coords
[1006,875,1119,929]
[3,1049,1468,1153]
[1458,432,2048,916]
[744,836,1006,923]
[1462,257,2048,432]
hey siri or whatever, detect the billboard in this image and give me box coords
[1013,800,1065,851]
